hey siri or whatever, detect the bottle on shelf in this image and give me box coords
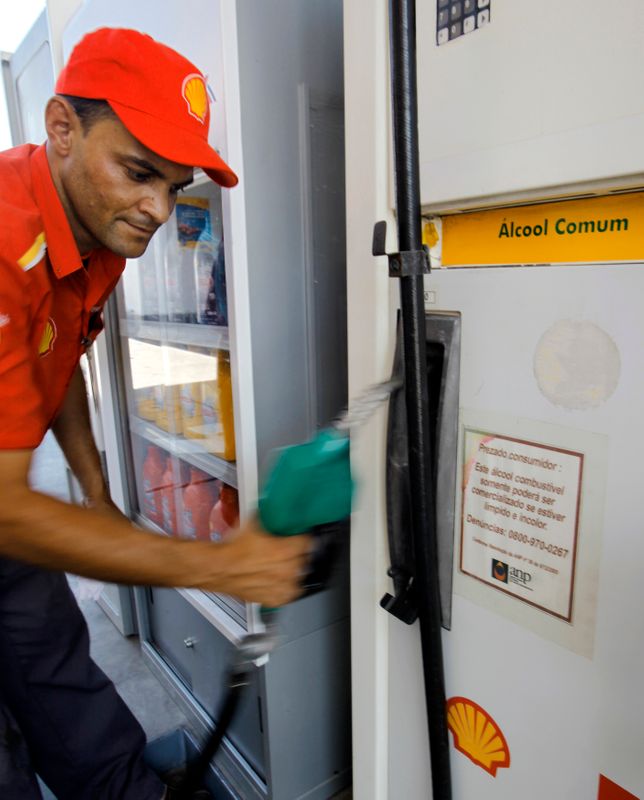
[216,349,236,461]
[181,467,219,541]
[208,483,239,542]
[139,257,161,321]
[179,380,204,439]
[200,378,220,452]
[135,384,157,421]
[166,196,214,324]
[141,445,168,526]
[160,459,182,536]
[193,229,216,325]
[203,236,228,326]
[163,253,192,325]
[155,384,182,435]
[152,385,166,428]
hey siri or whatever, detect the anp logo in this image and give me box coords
[491,559,508,583]
[182,73,208,123]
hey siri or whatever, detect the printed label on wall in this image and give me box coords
[425,191,644,267]
[461,429,583,620]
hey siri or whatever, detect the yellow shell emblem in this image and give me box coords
[38,317,57,357]
[447,697,510,777]
[182,74,208,123]
[423,220,439,249]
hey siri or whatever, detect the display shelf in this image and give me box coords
[130,415,237,488]
[136,513,248,633]
[120,317,230,350]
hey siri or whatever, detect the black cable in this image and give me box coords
[388,0,452,797]
[172,669,248,799]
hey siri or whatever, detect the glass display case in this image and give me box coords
[117,175,245,625]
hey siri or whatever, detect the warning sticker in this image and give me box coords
[461,430,583,620]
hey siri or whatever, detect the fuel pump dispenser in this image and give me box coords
[346,0,644,797]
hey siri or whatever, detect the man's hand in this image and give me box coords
[0,447,313,607]
[84,495,129,524]
[206,518,313,607]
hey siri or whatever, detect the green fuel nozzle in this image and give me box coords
[257,379,401,602]
[258,378,401,537]
[258,427,352,537]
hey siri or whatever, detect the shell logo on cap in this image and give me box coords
[447,696,511,777]
[39,318,57,357]
[182,73,208,123]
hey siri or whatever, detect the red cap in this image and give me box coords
[56,27,238,187]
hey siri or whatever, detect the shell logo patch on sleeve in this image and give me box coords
[598,774,640,800]
[446,696,510,777]
[38,318,57,357]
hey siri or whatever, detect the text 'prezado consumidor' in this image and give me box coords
[461,431,583,620]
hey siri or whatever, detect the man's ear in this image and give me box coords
[45,96,81,156]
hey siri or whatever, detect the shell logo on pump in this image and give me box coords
[446,696,510,777]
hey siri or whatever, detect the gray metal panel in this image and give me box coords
[306,91,348,429]
[262,619,352,800]
[147,587,195,688]
[273,538,350,645]
[236,0,346,465]
[147,587,265,776]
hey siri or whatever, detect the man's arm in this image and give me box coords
[51,363,111,507]
[0,360,310,607]
[2,366,310,605]
[0,445,308,606]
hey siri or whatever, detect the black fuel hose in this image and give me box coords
[388,0,452,797]
[171,666,248,799]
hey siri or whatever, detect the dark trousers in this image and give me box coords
[0,558,164,800]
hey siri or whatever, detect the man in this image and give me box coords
[0,27,311,799]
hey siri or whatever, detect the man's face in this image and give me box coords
[59,114,194,258]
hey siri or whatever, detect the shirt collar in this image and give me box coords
[30,144,84,279]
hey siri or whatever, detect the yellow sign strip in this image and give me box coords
[437,191,644,267]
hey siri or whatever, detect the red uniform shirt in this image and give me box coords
[0,144,125,449]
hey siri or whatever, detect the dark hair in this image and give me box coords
[57,95,116,133]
